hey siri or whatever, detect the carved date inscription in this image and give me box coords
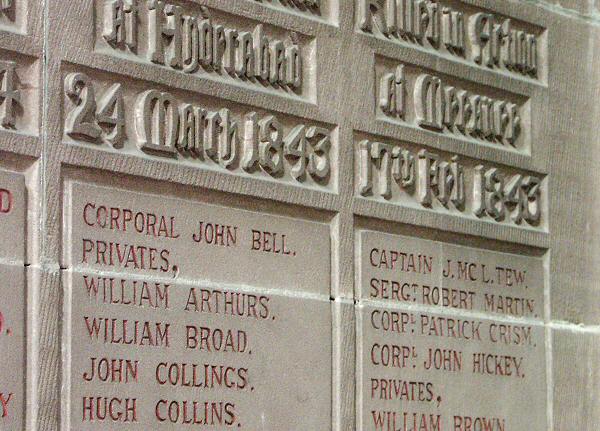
[357,230,547,431]
[63,180,331,429]
[63,71,333,190]
[356,137,544,229]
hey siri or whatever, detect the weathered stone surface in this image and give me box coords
[63,269,332,429]
[0,264,26,429]
[0,0,598,430]
[553,327,600,430]
[356,228,547,430]
[0,168,26,261]
[358,229,545,319]
[63,179,331,297]
[357,302,547,431]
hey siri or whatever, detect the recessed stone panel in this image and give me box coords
[60,66,336,192]
[63,270,332,430]
[358,230,545,319]
[0,264,26,429]
[0,0,26,34]
[354,133,547,231]
[356,0,547,82]
[374,56,532,154]
[357,302,547,431]
[64,179,331,297]
[93,1,315,100]
[0,168,25,262]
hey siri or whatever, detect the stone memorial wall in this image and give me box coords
[1,0,600,430]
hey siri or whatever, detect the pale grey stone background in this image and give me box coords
[0,0,597,430]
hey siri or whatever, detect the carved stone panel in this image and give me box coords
[62,178,333,429]
[354,134,546,230]
[8,0,600,430]
[356,0,546,82]
[63,180,331,296]
[357,303,546,431]
[0,168,27,430]
[356,229,547,430]
[358,230,545,318]
[374,57,532,153]
[0,264,25,429]
[94,1,312,99]
[0,168,25,261]
[63,270,332,429]
[60,68,336,192]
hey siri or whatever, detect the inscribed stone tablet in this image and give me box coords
[0,264,26,429]
[64,180,331,296]
[358,230,544,319]
[357,304,546,431]
[356,229,547,430]
[64,270,332,430]
[0,169,25,262]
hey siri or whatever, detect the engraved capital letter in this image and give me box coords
[417,149,438,207]
[236,31,255,78]
[425,2,440,44]
[437,160,454,207]
[181,16,199,73]
[469,13,494,67]
[357,0,380,32]
[177,103,206,155]
[64,72,101,141]
[450,156,465,208]
[269,40,286,84]
[253,25,270,81]
[379,65,405,118]
[526,34,537,76]
[370,142,395,199]
[442,8,465,54]
[135,89,178,155]
[219,108,238,169]
[285,42,302,89]
[473,166,505,221]
[392,149,415,189]
[148,0,183,68]
[503,102,521,146]
[103,0,138,50]
[415,73,443,131]
[241,112,259,171]
[258,115,284,174]
[358,140,373,196]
